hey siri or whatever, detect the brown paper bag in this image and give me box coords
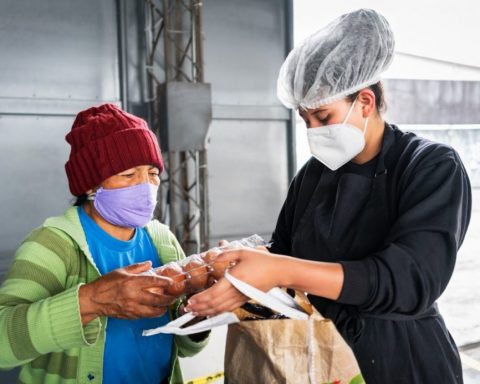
[224,293,364,384]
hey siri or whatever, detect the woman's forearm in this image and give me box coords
[278,256,344,300]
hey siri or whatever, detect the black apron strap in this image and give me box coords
[291,158,324,234]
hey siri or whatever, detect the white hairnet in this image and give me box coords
[277,9,395,110]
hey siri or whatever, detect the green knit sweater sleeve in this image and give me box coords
[0,227,101,369]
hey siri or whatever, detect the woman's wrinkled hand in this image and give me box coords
[79,261,175,324]
[186,248,288,317]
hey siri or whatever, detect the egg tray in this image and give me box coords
[145,234,268,297]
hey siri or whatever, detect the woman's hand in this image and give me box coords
[186,248,289,317]
[79,261,175,324]
[186,248,345,317]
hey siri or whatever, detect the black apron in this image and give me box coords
[289,128,462,383]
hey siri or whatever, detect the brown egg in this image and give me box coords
[201,250,230,280]
[159,265,187,296]
[200,250,217,264]
[210,259,230,280]
[184,259,209,291]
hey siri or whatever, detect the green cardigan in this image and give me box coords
[0,207,208,384]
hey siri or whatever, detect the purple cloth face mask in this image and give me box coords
[91,183,158,228]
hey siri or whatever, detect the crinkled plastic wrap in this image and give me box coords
[277,8,395,110]
[143,234,268,297]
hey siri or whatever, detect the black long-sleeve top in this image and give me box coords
[269,123,471,383]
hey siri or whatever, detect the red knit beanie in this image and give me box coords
[65,103,164,196]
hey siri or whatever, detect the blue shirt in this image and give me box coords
[78,207,173,384]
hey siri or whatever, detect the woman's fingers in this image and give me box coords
[123,260,153,274]
[192,295,247,317]
[137,290,176,307]
[119,304,169,319]
[186,279,246,316]
[188,278,232,305]
[86,265,176,320]
[101,291,174,319]
[198,287,245,314]
[86,248,274,321]
[134,275,173,290]
[215,247,268,264]
[213,249,244,264]
[139,304,169,318]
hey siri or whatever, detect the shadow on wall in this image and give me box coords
[0,250,19,382]
[0,251,14,284]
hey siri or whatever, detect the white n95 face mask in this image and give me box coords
[306,98,368,171]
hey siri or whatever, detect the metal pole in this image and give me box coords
[193,0,204,83]
[198,149,209,250]
[117,0,129,109]
[144,0,210,252]
[163,0,172,82]
[284,0,296,180]
[168,152,177,236]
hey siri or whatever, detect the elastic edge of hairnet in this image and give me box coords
[297,76,383,111]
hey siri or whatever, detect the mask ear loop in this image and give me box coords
[86,185,103,201]
[344,96,369,136]
[342,97,358,125]
[363,117,369,136]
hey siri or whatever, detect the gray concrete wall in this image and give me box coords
[384,79,480,124]
[0,0,293,382]
[384,78,480,187]
[0,0,293,282]
[0,0,121,283]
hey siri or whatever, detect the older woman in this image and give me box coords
[0,104,207,384]
[188,9,471,384]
